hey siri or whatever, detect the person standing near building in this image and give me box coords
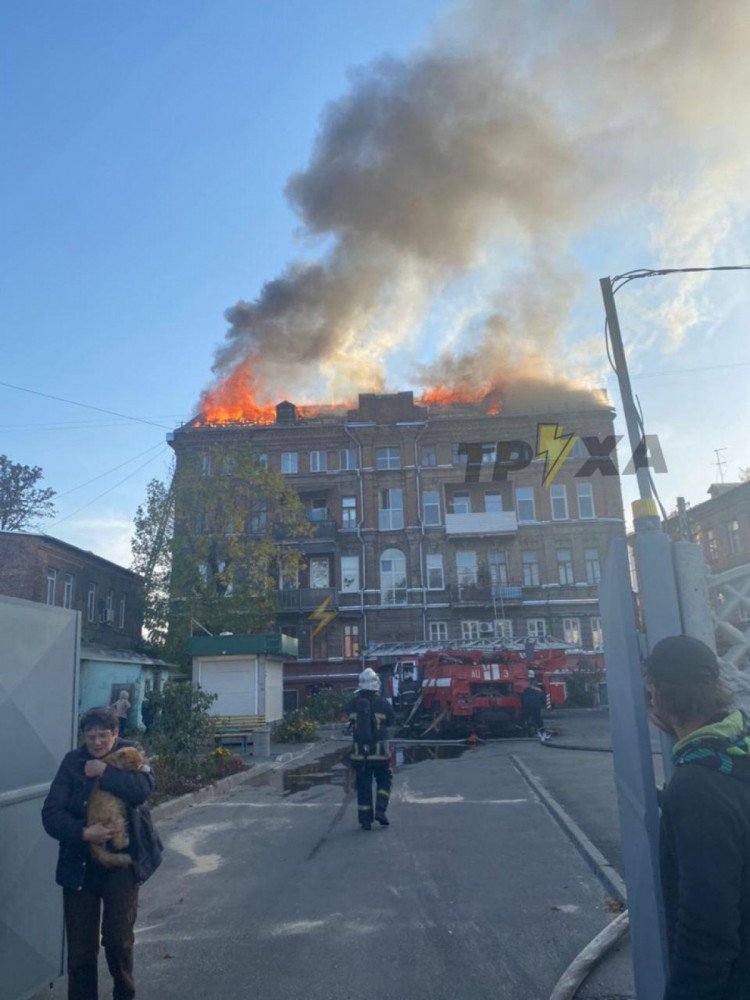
[112,690,131,736]
[645,635,750,1000]
[42,706,162,1000]
[520,674,549,741]
[348,668,395,831]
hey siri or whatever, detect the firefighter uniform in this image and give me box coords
[348,670,395,830]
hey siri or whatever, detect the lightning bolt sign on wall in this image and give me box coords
[536,423,578,489]
[309,594,337,638]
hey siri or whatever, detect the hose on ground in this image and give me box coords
[549,910,630,1000]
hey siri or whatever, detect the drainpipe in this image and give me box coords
[412,421,429,640]
[344,423,367,658]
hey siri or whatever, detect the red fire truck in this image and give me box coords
[366,639,570,737]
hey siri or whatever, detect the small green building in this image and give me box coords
[188,633,298,722]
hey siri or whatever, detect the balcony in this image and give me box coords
[445,511,518,536]
[277,587,337,611]
[453,583,523,605]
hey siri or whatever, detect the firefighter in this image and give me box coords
[397,665,421,717]
[520,674,550,741]
[348,668,395,831]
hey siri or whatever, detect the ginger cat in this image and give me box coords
[87,746,146,868]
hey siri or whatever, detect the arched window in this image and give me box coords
[380,549,407,606]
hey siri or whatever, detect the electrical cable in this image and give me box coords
[45,448,171,529]
[0,380,176,430]
[53,442,166,500]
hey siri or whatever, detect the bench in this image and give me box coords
[213,715,267,754]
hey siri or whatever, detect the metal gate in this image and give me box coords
[0,595,79,1000]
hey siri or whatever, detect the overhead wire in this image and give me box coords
[45,448,171,530]
[53,442,167,500]
[0,380,177,430]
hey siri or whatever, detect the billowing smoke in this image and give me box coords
[204,0,750,409]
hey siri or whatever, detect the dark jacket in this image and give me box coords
[347,691,395,763]
[42,738,162,890]
[660,710,750,1000]
[520,685,546,713]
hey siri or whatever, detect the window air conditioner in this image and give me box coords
[479,622,494,634]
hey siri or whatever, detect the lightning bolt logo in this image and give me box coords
[309,594,337,638]
[536,422,577,488]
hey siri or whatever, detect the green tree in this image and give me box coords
[0,454,56,530]
[168,445,311,660]
[131,471,175,648]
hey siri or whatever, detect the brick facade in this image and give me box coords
[666,482,750,575]
[169,391,626,658]
[0,532,144,649]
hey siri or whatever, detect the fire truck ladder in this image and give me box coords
[364,636,573,659]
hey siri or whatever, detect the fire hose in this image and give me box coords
[548,910,630,1000]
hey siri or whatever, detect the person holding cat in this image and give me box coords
[42,705,162,1000]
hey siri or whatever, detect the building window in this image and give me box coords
[380,549,407,605]
[257,453,268,470]
[221,456,236,476]
[249,505,268,533]
[563,617,581,645]
[456,550,478,588]
[585,548,601,584]
[707,528,718,561]
[461,620,480,640]
[451,443,468,466]
[421,445,437,467]
[557,549,574,585]
[309,557,330,589]
[429,621,448,642]
[376,446,400,470]
[341,555,360,592]
[481,443,497,464]
[570,438,589,458]
[426,553,444,590]
[550,484,569,520]
[308,498,328,522]
[343,624,360,658]
[340,448,358,471]
[450,493,471,515]
[495,618,513,639]
[281,452,298,474]
[341,496,357,528]
[527,618,547,638]
[488,550,508,587]
[279,563,299,590]
[522,551,540,587]
[63,573,74,609]
[484,493,502,513]
[576,483,595,519]
[309,450,328,473]
[379,488,404,530]
[46,569,57,606]
[591,617,603,650]
[422,490,441,526]
[729,520,742,555]
[87,583,96,622]
[117,595,126,629]
[201,453,212,476]
[516,487,536,522]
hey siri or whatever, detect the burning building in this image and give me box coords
[167,387,625,687]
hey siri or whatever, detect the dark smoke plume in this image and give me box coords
[205,0,750,406]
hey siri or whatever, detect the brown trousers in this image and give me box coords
[63,863,138,1000]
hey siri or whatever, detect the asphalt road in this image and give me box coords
[39,726,630,1000]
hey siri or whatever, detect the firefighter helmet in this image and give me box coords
[358,667,381,692]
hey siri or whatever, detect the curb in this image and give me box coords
[151,739,339,822]
[510,753,627,903]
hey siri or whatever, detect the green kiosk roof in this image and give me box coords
[187,633,298,659]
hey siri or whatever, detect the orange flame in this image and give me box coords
[199,366,277,425]
[198,365,500,426]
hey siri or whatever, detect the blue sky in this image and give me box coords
[2,1,749,565]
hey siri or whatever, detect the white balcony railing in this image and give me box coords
[444,510,518,536]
